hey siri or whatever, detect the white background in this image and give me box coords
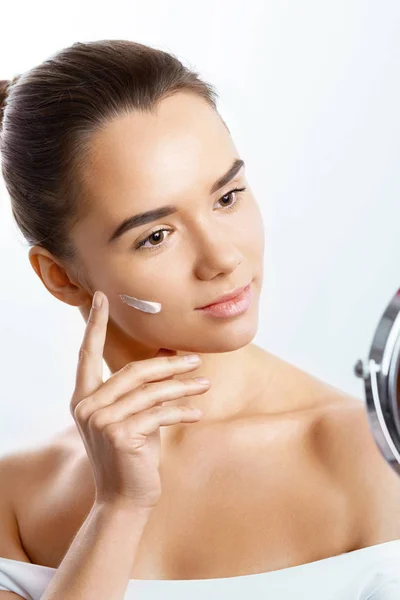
[1,0,400,456]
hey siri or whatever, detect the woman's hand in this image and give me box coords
[70,291,211,510]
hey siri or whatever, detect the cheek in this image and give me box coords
[117,264,184,306]
[240,201,265,249]
[252,201,265,238]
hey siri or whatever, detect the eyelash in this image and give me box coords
[134,187,247,251]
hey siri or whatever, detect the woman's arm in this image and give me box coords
[0,454,38,598]
[40,499,152,600]
[0,453,152,600]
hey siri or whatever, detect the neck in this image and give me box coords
[78,300,259,430]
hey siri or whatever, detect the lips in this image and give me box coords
[197,282,251,309]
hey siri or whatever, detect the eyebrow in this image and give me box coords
[107,158,245,244]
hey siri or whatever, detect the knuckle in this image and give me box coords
[87,310,96,325]
[88,412,106,431]
[167,356,181,368]
[70,395,79,417]
[147,404,162,416]
[73,400,89,422]
[104,422,124,444]
[121,362,139,376]
[124,361,138,371]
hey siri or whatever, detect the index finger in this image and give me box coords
[72,291,108,410]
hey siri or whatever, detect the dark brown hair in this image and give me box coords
[0,39,218,263]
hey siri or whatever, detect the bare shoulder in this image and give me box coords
[0,427,77,490]
[0,449,40,563]
[259,346,400,544]
[314,391,400,487]
[0,428,77,562]
[312,390,400,545]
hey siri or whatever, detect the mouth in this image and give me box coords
[196,280,253,309]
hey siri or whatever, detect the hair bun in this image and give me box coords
[0,74,21,128]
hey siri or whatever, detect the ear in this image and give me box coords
[28,245,91,308]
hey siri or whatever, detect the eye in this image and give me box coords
[134,186,247,251]
[135,228,171,251]
[217,187,247,211]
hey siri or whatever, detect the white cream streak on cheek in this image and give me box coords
[119,294,162,314]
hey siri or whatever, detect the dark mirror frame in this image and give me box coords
[354,288,400,476]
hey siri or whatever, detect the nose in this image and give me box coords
[192,222,244,279]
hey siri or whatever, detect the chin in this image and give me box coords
[189,317,259,354]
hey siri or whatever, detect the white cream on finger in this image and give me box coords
[119,293,162,314]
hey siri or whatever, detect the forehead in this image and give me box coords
[79,93,237,221]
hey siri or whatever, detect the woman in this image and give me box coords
[0,39,399,600]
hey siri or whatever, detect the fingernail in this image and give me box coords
[93,291,102,309]
[194,377,210,385]
[184,354,201,363]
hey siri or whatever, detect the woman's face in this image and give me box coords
[70,91,265,354]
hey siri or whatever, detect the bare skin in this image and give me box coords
[1,91,400,580]
[2,345,400,580]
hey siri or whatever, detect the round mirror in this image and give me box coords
[354,288,400,475]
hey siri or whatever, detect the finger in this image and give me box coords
[72,291,109,409]
[155,348,177,379]
[105,404,203,444]
[107,405,201,450]
[78,355,203,416]
[86,377,210,429]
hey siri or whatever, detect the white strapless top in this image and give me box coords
[1,540,400,599]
